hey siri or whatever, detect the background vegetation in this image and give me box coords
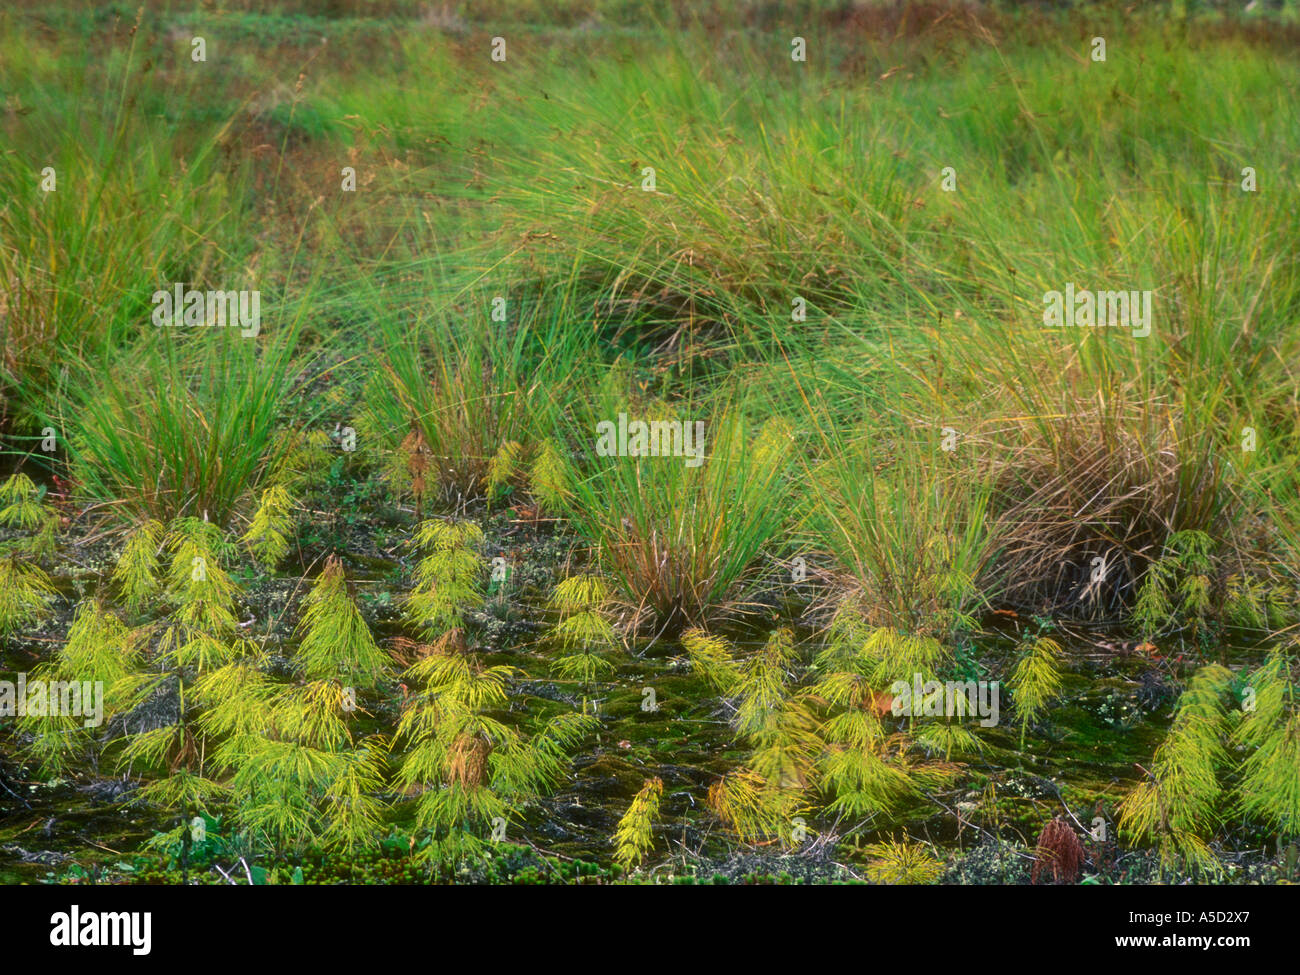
[2,0,1299,884]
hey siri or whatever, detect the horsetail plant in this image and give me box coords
[866,838,944,885]
[529,439,571,513]
[0,553,57,638]
[1223,574,1292,632]
[1234,646,1300,845]
[242,485,294,570]
[159,517,242,672]
[395,644,595,870]
[707,770,805,848]
[273,430,335,495]
[680,628,742,692]
[1118,664,1235,876]
[548,574,619,690]
[295,556,389,689]
[19,601,146,775]
[0,472,58,556]
[485,440,524,504]
[407,519,486,638]
[221,679,390,855]
[1008,630,1065,748]
[613,777,663,872]
[1134,530,1217,640]
[686,628,819,845]
[111,520,165,613]
[0,473,46,529]
[809,624,920,818]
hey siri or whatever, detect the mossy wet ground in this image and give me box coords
[0,493,1286,885]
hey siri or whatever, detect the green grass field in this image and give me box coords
[2,0,1299,886]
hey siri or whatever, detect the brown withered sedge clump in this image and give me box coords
[1031,816,1084,885]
